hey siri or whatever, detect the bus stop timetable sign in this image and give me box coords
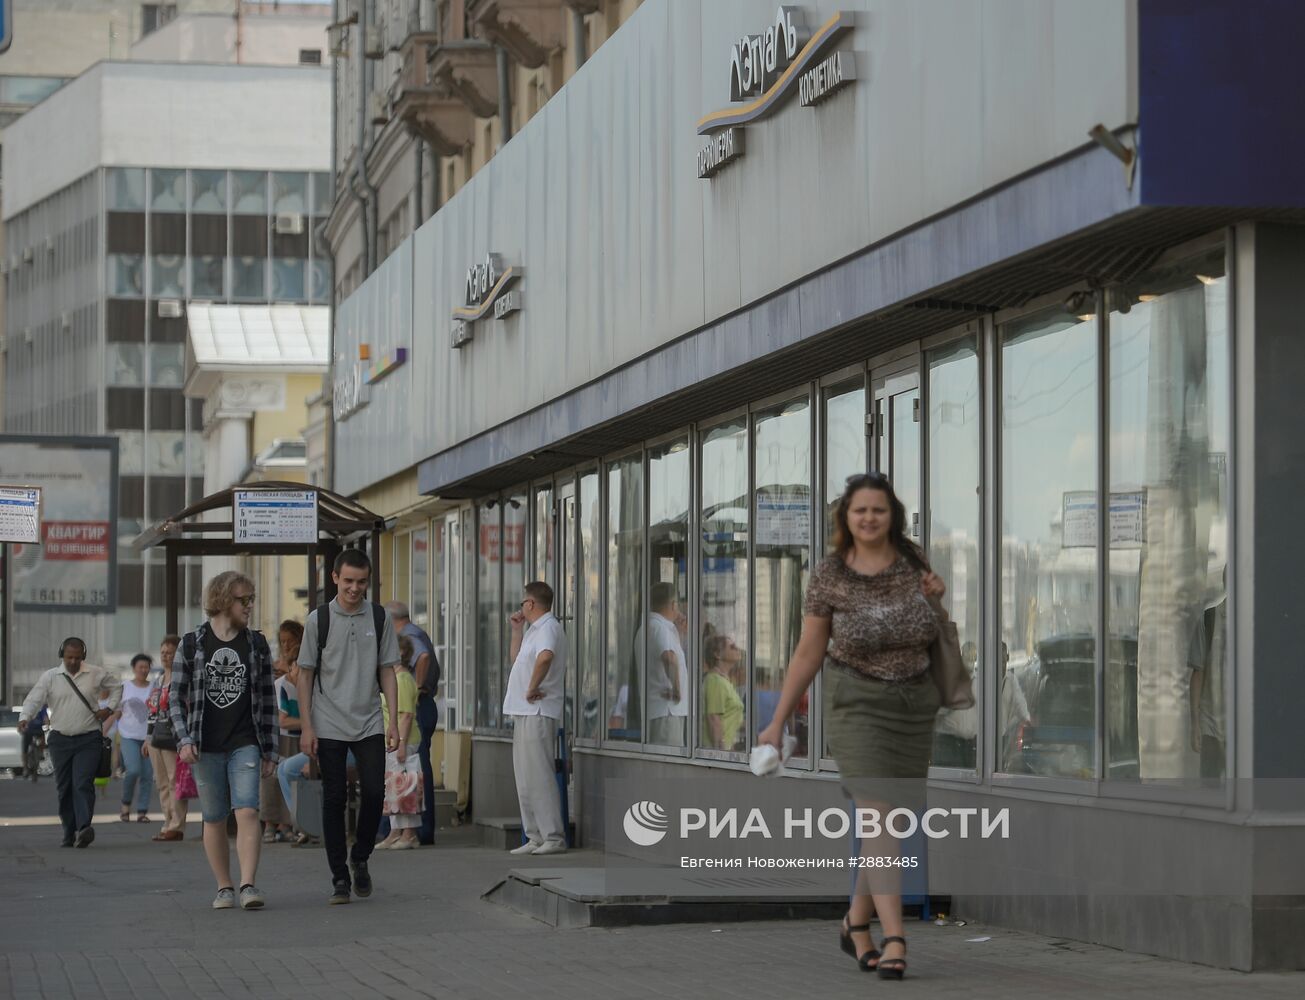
[0,486,41,544]
[234,489,318,545]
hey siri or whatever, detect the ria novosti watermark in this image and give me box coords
[623,800,1009,846]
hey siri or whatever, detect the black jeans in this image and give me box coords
[48,731,101,839]
[416,694,439,844]
[318,734,385,882]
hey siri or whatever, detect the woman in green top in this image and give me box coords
[379,635,423,849]
[701,634,745,750]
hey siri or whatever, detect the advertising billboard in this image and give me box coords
[0,435,119,612]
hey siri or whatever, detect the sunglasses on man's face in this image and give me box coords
[233,594,256,609]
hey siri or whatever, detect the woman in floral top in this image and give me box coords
[759,473,948,981]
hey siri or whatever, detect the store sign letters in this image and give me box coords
[451,252,523,349]
[333,359,370,422]
[697,7,857,180]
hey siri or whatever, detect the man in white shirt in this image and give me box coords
[503,581,568,856]
[18,637,122,848]
[641,582,688,747]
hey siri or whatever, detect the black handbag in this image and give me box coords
[149,714,178,753]
[61,674,114,779]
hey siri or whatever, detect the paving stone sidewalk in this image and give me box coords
[2,777,1301,999]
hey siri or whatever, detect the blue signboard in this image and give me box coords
[0,0,11,55]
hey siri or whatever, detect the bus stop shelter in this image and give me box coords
[134,482,386,634]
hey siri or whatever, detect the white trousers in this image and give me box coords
[510,714,565,847]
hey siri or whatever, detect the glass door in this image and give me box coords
[556,480,578,737]
[440,510,466,731]
[871,363,922,541]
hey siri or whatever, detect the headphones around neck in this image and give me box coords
[59,637,87,658]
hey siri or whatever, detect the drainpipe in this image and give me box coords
[414,139,424,224]
[357,0,380,274]
[572,6,588,69]
[428,141,439,216]
[497,45,512,147]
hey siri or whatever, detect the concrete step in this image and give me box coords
[483,866,848,929]
[475,815,576,850]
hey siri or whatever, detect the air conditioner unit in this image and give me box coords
[275,212,306,235]
[368,91,390,125]
[157,298,184,319]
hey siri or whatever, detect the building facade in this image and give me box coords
[1,60,329,686]
[332,0,1304,968]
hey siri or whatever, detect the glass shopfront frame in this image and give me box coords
[448,233,1234,805]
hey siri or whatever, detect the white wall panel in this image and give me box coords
[334,0,1135,496]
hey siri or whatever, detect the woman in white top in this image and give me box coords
[115,654,155,821]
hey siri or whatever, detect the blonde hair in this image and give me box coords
[203,570,255,619]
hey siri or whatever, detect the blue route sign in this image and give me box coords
[0,0,11,56]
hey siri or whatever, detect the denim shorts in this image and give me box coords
[192,743,262,821]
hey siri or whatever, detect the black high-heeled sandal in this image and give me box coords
[839,914,880,971]
[877,935,907,979]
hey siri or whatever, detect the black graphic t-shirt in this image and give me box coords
[199,629,258,754]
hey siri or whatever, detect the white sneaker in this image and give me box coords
[533,841,568,856]
[509,841,540,855]
[212,887,236,909]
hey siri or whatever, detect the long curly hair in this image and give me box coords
[203,570,255,619]
[830,472,928,571]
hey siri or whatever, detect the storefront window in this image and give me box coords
[928,336,982,770]
[1107,246,1229,783]
[646,437,690,750]
[412,527,429,624]
[503,491,529,732]
[605,454,643,743]
[700,417,749,754]
[753,396,811,760]
[578,471,601,740]
[475,501,503,730]
[431,523,446,647]
[824,380,866,543]
[1000,307,1099,778]
[534,485,553,585]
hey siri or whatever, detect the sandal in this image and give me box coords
[262,829,276,844]
[137,812,149,823]
[877,936,907,980]
[119,807,130,822]
[838,913,880,971]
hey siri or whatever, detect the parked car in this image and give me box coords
[1012,635,1139,779]
[0,707,25,774]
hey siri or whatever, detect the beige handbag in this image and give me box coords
[929,605,975,709]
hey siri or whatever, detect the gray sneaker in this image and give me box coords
[212,887,236,909]
[239,885,265,910]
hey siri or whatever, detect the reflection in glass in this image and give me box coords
[272,172,308,215]
[460,508,475,729]
[646,437,690,749]
[700,417,748,753]
[148,344,185,387]
[890,386,922,539]
[412,527,429,623]
[578,471,601,740]
[150,169,186,212]
[559,488,578,738]
[117,431,145,474]
[191,256,224,298]
[476,501,502,729]
[232,171,268,215]
[147,432,187,476]
[311,172,332,215]
[1001,308,1098,778]
[107,254,145,297]
[534,486,553,585]
[233,257,266,300]
[928,338,981,770]
[309,260,331,303]
[271,259,306,301]
[753,397,811,759]
[824,382,866,541]
[107,344,145,386]
[1107,248,1229,782]
[152,255,185,298]
[431,522,446,659]
[190,170,227,212]
[107,168,146,211]
[606,456,643,742]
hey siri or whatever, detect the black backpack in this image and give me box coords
[313,601,387,691]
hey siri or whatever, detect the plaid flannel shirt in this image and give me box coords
[168,621,279,761]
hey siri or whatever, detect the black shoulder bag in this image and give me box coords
[61,674,114,778]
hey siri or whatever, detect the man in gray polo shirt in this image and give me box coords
[297,549,400,904]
